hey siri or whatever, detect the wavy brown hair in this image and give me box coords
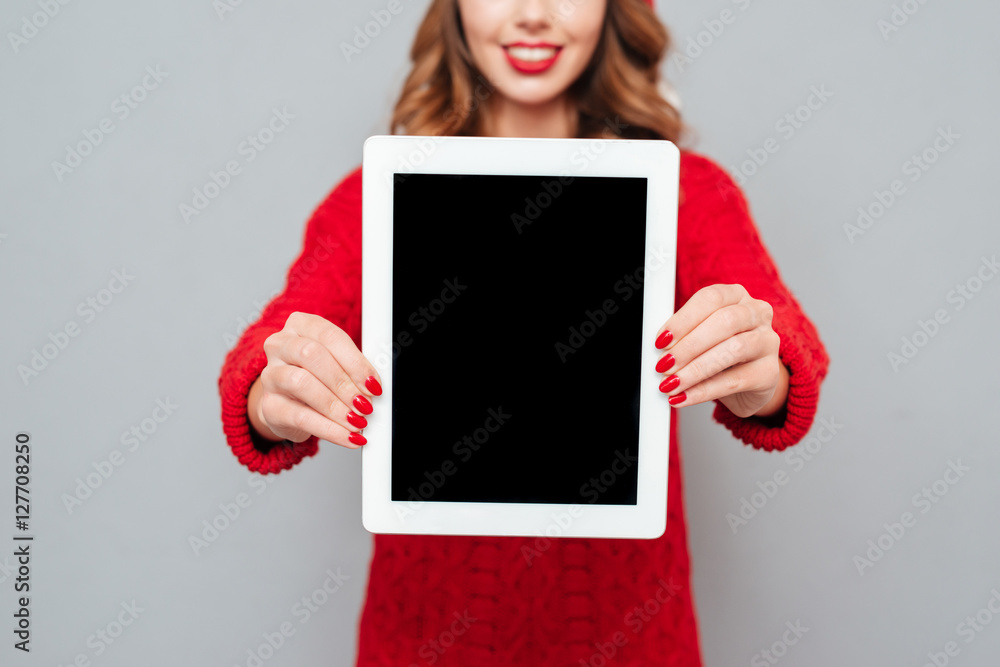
[389,0,688,144]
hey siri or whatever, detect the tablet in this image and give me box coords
[361,135,679,539]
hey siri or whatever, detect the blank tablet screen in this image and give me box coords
[390,173,648,505]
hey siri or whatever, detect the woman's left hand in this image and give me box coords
[653,284,789,419]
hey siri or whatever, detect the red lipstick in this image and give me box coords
[503,42,563,74]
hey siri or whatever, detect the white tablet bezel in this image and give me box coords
[361,134,679,539]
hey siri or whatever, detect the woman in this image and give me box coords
[217,0,830,663]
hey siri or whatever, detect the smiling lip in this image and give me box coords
[503,42,563,74]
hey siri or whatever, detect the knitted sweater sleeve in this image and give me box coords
[216,166,363,474]
[675,151,830,451]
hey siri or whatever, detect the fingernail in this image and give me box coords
[668,391,687,406]
[655,329,673,349]
[348,432,367,446]
[365,376,383,396]
[659,375,680,393]
[655,353,675,373]
[353,394,373,415]
[346,411,368,429]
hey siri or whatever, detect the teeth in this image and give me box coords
[507,46,558,62]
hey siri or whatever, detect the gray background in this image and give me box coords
[2,0,997,665]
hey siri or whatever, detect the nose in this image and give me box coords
[513,0,554,31]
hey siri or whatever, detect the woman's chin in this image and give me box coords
[491,83,571,109]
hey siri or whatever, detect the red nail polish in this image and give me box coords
[353,394,373,415]
[348,432,367,446]
[655,353,675,373]
[346,411,367,429]
[655,329,673,349]
[668,391,687,406]
[659,375,680,393]
[365,376,383,396]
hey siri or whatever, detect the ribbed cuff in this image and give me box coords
[711,325,823,452]
[218,334,319,474]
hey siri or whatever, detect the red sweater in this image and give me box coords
[217,149,829,666]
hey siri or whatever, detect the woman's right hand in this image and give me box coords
[248,311,383,449]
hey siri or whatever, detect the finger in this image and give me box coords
[658,329,766,397]
[656,300,760,381]
[260,363,366,433]
[279,333,376,418]
[286,311,383,402]
[260,392,367,449]
[654,284,748,351]
[661,356,775,409]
